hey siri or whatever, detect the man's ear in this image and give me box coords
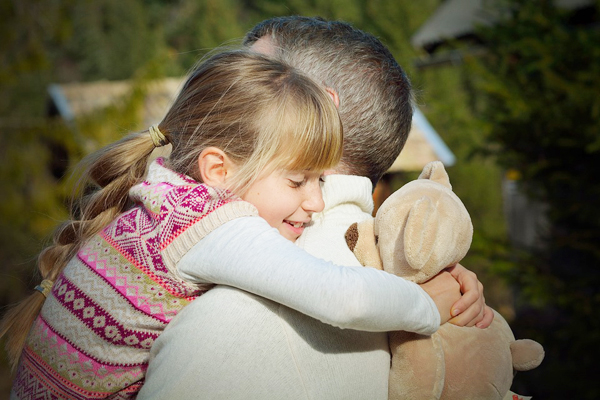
[198,147,235,189]
[325,87,340,109]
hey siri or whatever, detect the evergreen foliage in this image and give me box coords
[470,1,600,398]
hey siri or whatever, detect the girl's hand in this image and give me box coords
[419,271,462,325]
[445,264,494,328]
[419,264,494,328]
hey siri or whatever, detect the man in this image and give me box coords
[139,17,490,399]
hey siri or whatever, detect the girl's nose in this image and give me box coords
[302,182,325,214]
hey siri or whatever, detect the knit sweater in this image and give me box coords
[11,158,257,400]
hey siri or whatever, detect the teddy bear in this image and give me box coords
[345,161,544,400]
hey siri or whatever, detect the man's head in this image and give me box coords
[244,16,414,187]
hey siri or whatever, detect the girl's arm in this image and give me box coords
[177,216,440,334]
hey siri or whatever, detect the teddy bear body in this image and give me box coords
[345,161,544,400]
[389,310,520,399]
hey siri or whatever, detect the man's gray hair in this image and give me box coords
[244,16,414,186]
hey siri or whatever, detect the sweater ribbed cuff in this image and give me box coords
[163,200,258,281]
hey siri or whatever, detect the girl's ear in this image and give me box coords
[198,147,235,189]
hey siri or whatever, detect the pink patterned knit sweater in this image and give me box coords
[12,158,258,399]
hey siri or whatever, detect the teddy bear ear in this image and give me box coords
[404,196,439,270]
[345,220,383,270]
[418,161,452,190]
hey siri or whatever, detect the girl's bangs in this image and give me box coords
[268,97,343,172]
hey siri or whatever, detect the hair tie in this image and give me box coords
[35,279,54,298]
[149,125,169,147]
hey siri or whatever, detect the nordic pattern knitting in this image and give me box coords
[12,158,258,399]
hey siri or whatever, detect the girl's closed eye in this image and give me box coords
[287,172,307,188]
[289,179,305,188]
[289,173,326,188]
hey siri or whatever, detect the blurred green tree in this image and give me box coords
[469,0,600,398]
[65,0,163,80]
[162,0,248,71]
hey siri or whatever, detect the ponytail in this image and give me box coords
[0,129,163,370]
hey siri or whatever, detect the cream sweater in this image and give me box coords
[139,175,440,399]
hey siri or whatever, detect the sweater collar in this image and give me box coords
[320,174,374,215]
[130,158,231,215]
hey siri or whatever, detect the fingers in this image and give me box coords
[448,293,485,327]
[445,263,491,328]
[447,264,479,298]
[476,306,495,329]
[446,265,482,314]
[429,264,493,328]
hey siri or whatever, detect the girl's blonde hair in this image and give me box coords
[165,50,342,194]
[0,50,342,369]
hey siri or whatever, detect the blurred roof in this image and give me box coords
[388,107,455,172]
[47,78,184,129]
[47,79,454,172]
[412,0,594,53]
[411,0,493,52]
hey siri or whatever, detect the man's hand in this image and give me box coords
[446,264,494,328]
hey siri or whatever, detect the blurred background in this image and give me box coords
[1,0,599,398]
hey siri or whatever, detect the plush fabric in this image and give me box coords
[11,159,256,400]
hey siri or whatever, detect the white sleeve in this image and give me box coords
[178,216,440,334]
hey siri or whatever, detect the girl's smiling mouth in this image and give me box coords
[285,220,307,229]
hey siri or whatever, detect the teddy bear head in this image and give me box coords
[346,161,473,283]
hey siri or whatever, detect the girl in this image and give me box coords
[3,50,445,399]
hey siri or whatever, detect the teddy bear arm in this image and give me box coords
[510,339,545,371]
[388,331,445,400]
